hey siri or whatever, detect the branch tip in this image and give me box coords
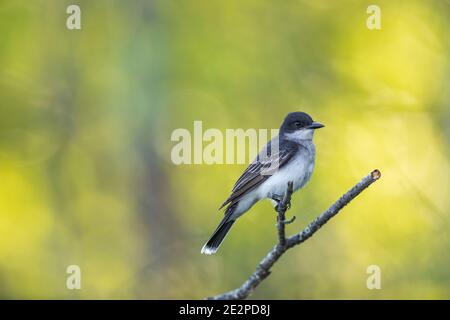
[371,169,381,180]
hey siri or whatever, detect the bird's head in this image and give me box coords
[280,112,324,142]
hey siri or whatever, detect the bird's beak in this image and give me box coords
[308,122,324,129]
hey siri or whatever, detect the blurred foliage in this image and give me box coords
[0,0,449,299]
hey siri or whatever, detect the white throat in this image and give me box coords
[284,129,314,143]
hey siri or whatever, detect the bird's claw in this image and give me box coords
[271,193,292,212]
[270,193,283,203]
[274,200,291,212]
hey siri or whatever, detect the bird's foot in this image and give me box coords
[285,201,291,210]
[270,193,283,204]
[271,193,294,223]
[271,193,291,212]
[273,199,291,212]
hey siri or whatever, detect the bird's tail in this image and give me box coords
[201,205,237,255]
[201,219,235,255]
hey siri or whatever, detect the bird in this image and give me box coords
[201,112,324,255]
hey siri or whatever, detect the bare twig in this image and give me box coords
[276,181,294,247]
[207,169,381,300]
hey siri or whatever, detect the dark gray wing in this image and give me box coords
[219,138,298,209]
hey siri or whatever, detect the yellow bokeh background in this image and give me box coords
[0,0,448,299]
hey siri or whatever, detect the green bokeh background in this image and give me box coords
[0,0,449,299]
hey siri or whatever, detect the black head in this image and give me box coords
[280,112,324,135]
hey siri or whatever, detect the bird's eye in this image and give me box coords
[294,121,302,127]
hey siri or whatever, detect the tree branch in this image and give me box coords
[276,181,293,246]
[207,169,381,300]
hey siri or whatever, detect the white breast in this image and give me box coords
[229,141,316,220]
[257,143,315,199]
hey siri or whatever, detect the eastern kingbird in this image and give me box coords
[201,112,324,255]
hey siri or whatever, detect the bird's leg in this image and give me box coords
[270,193,295,224]
[270,193,283,211]
[270,194,291,212]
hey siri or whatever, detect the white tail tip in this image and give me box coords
[201,245,217,255]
